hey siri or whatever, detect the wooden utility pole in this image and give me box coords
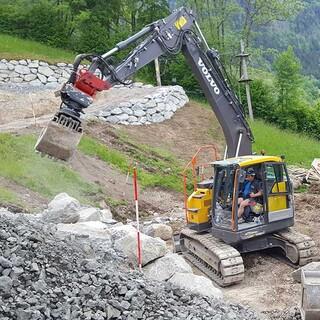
[237,40,253,120]
[154,58,162,86]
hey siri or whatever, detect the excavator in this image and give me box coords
[35,7,318,287]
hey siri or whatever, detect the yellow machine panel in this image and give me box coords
[268,181,287,212]
[175,16,187,29]
[187,188,212,225]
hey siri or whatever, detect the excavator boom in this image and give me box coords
[35,7,253,160]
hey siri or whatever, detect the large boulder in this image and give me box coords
[145,223,173,241]
[292,262,320,283]
[100,208,113,221]
[56,221,112,240]
[110,225,136,239]
[41,193,80,224]
[168,273,223,299]
[74,206,113,223]
[143,253,192,281]
[110,225,166,266]
[78,207,101,222]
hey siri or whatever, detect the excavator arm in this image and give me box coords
[35,7,253,160]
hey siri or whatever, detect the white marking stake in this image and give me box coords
[133,167,142,271]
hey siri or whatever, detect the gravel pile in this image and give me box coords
[264,307,301,320]
[0,211,261,320]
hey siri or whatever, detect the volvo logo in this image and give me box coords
[198,57,220,95]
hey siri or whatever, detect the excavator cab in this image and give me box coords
[187,156,295,244]
[181,155,317,286]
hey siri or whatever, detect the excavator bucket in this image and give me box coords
[35,114,83,161]
[300,270,320,320]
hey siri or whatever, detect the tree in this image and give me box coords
[240,79,277,121]
[239,0,304,47]
[273,46,304,128]
[179,0,240,66]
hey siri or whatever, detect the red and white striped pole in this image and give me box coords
[133,167,142,271]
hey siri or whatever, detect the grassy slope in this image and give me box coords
[0,113,318,211]
[0,186,21,206]
[78,135,185,192]
[0,34,74,63]
[0,133,101,205]
[198,101,319,167]
[251,120,319,167]
[0,33,318,204]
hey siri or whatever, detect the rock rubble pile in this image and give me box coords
[0,193,261,320]
[288,165,320,190]
[265,307,302,320]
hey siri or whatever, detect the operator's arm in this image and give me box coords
[249,180,263,198]
[250,190,263,198]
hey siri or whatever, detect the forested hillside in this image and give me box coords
[253,0,320,79]
[1,0,318,79]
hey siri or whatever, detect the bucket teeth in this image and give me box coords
[35,114,83,161]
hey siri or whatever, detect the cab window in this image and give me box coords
[265,163,289,194]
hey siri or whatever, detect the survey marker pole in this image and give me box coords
[133,167,142,271]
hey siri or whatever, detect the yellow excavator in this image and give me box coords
[35,7,318,287]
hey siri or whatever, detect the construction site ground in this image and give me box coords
[0,84,319,315]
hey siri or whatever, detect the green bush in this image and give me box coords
[240,79,277,122]
[160,54,203,97]
[1,2,72,48]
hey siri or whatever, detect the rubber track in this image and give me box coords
[180,229,244,287]
[274,228,319,266]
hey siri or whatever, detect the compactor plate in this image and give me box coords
[35,120,82,161]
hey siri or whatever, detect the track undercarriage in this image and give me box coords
[179,228,318,287]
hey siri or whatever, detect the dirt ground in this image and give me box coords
[0,84,319,315]
[69,150,184,221]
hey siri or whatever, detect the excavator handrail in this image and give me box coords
[231,168,240,231]
[182,144,219,222]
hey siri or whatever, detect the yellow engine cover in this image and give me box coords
[187,188,212,224]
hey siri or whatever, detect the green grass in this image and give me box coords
[0,187,20,205]
[78,136,130,171]
[0,34,74,63]
[250,120,320,167]
[105,197,128,207]
[0,133,101,204]
[196,100,319,168]
[78,135,185,192]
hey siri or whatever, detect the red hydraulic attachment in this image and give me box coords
[75,69,111,96]
[182,145,219,222]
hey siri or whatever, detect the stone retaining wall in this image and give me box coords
[0,59,72,87]
[0,58,190,125]
[96,84,189,125]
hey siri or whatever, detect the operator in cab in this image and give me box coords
[238,168,263,221]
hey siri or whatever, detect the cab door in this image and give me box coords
[263,162,293,222]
